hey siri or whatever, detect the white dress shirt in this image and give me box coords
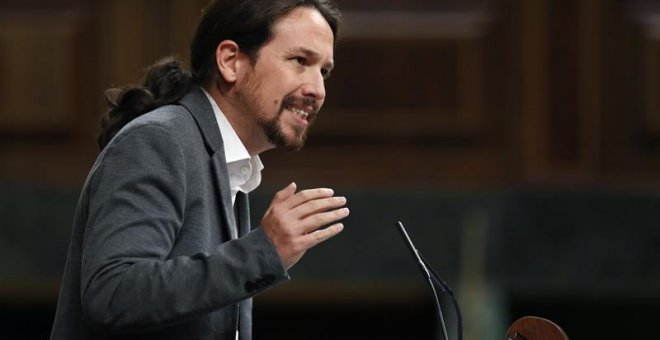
[202,88,263,205]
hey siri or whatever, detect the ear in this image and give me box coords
[215,40,241,83]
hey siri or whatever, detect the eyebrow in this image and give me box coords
[291,47,335,71]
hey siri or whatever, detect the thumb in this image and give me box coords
[272,182,297,203]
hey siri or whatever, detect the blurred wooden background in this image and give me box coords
[3,0,660,189]
[2,0,660,339]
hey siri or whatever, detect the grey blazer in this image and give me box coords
[50,88,289,340]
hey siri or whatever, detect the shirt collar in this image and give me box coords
[201,88,263,199]
[201,88,253,163]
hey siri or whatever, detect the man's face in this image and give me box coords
[235,6,335,151]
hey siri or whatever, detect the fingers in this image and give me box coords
[299,206,349,234]
[261,183,350,270]
[303,223,345,248]
[282,187,335,210]
[282,189,348,234]
[265,183,298,216]
[289,195,347,220]
[272,182,297,204]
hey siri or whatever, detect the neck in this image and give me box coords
[204,83,274,156]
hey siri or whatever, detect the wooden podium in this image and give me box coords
[507,316,569,340]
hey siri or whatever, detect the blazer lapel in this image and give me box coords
[179,87,238,239]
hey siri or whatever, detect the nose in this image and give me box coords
[301,70,326,101]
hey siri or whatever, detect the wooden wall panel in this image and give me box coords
[321,9,494,143]
[0,1,207,187]
[599,1,660,185]
[96,0,203,88]
[4,0,660,189]
[319,39,480,140]
[0,10,84,136]
[0,8,97,188]
[548,0,580,163]
[641,13,660,136]
[516,0,605,183]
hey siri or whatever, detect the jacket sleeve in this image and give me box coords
[79,123,289,333]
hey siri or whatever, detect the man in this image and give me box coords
[50,0,347,339]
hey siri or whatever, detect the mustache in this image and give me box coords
[282,95,319,121]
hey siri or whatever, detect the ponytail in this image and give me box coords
[97,57,193,150]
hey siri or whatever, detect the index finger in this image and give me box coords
[283,188,335,210]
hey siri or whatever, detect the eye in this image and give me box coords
[292,56,307,65]
[321,68,332,80]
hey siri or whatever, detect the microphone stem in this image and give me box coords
[396,222,462,340]
[420,262,449,340]
[420,253,463,340]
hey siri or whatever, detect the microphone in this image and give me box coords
[396,221,463,340]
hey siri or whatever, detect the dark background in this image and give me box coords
[2,0,660,339]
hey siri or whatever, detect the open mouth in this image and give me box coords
[289,107,310,121]
[282,95,318,126]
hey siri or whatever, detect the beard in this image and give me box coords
[259,94,318,151]
[235,72,318,151]
[260,111,305,151]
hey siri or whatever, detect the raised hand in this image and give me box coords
[261,182,349,270]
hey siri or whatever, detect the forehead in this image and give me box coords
[266,6,335,60]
